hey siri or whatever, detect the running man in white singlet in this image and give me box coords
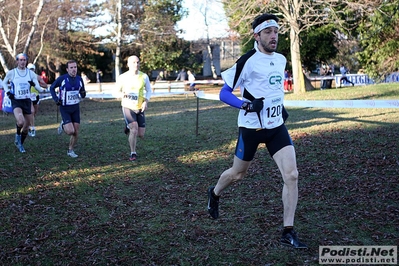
[3,53,46,153]
[207,13,307,249]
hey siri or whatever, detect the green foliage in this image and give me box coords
[138,0,198,74]
[222,0,257,54]
[356,2,399,80]
[118,0,144,39]
[45,29,114,82]
[300,25,339,70]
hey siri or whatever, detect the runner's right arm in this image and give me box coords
[219,83,245,109]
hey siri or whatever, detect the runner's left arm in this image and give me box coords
[144,74,151,101]
[140,74,151,112]
[79,77,86,98]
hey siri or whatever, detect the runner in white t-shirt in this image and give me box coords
[207,13,307,249]
[115,55,151,162]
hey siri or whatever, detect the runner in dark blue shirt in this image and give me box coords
[49,60,86,158]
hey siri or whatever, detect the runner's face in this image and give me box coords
[17,57,27,69]
[255,26,279,54]
[128,57,140,73]
[66,63,78,77]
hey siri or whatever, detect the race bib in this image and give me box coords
[66,90,80,105]
[122,93,139,108]
[263,97,284,128]
[15,83,30,99]
[264,100,284,118]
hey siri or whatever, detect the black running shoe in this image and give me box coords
[124,126,130,135]
[207,186,219,219]
[129,153,137,161]
[281,230,308,249]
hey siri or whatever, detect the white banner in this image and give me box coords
[37,90,399,109]
[384,72,399,83]
[334,74,375,86]
[195,91,399,108]
[284,99,399,108]
[38,91,191,101]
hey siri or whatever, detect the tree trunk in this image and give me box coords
[0,53,8,72]
[23,0,44,54]
[114,0,122,79]
[47,55,61,79]
[290,27,306,93]
[304,74,315,91]
[0,0,45,71]
[207,45,218,79]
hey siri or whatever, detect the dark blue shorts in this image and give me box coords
[12,98,32,114]
[235,124,293,161]
[122,107,145,128]
[60,104,80,124]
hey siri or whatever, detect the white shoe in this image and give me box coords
[57,121,63,135]
[67,150,78,158]
[30,127,36,137]
[28,128,33,137]
[19,144,26,153]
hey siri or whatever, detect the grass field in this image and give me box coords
[0,83,398,265]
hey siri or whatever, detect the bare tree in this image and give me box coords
[202,0,218,79]
[0,0,45,72]
[101,0,144,78]
[224,0,396,93]
[277,0,335,92]
[222,0,386,93]
[114,0,122,78]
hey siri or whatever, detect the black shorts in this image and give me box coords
[60,104,81,124]
[122,107,145,128]
[235,124,293,161]
[12,98,32,115]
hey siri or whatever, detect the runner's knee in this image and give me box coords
[229,168,247,183]
[283,169,299,185]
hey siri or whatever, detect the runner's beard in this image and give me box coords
[261,42,277,53]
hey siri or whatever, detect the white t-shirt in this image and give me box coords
[221,47,286,129]
[188,73,195,82]
[340,66,347,77]
[116,70,151,110]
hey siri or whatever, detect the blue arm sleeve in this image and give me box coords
[219,83,244,109]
